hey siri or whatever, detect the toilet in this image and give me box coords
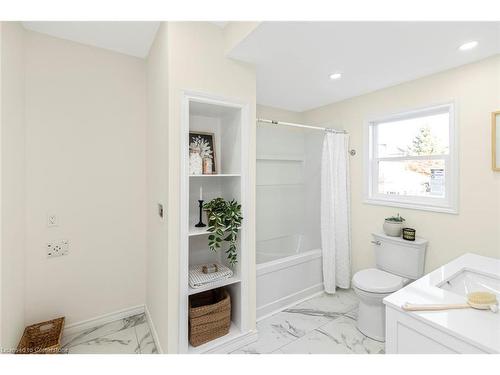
[352,233,428,342]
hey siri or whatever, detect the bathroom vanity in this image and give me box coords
[384,253,500,354]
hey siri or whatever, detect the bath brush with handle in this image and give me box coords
[402,292,499,313]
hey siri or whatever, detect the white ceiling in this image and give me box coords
[20,22,500,111]
[229,22,500,111]
[22,22,160,58]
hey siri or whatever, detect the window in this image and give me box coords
[365,103,458,213]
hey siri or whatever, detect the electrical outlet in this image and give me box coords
[47,240,69,258]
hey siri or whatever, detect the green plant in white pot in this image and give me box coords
[383,214,405,237]
[203,197,243,266]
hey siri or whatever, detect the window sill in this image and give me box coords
[363,197,458,215]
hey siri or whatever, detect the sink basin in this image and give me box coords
[439,269,500,299]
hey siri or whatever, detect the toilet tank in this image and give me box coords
[372,233,428,280]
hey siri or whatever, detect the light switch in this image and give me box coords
[47,214,58,227]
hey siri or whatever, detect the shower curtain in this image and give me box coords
[321,132,351,293]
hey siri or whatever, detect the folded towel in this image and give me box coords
[189,263,233,289]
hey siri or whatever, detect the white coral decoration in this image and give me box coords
[190,136,213,159]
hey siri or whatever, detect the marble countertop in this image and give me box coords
[383,253,500,353]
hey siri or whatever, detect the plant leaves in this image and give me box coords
[203,197,242,264]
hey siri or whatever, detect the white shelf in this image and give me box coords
[189,174,240,177]
[187,322,242,354]
[188,276,241,295]
[257,154,304,162]
[188,226,211,237]
[189,225,241,237]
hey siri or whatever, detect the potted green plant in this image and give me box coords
[383,213,405,237]
[203,198,243,266]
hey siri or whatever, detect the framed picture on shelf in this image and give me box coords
[493,111,500,171]
[189,131,217,174]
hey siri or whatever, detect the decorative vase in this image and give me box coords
[189,150,202,175]
[202,157,213,174]
[383,220,404,237]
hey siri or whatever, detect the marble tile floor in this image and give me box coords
[58,289,382,354]
[61,313,158,354]
[232,289,385,354]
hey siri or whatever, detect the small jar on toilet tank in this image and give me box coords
[383,214,405,237]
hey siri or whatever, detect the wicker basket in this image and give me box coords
[16,317,65,354]
[189,288,231,347]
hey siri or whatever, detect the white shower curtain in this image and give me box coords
[321,132,351,293]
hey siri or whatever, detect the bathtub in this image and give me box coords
[256,235,324,320]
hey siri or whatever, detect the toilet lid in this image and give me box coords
[352,268,404,293]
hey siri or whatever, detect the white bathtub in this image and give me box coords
[256,245,324,320]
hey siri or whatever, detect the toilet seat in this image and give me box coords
[352,268,404,294]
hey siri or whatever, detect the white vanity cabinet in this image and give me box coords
[385,306,489,354]
[384,253,500,354]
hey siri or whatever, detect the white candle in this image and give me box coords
[199,186,203,201]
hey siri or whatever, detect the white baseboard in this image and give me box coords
[144,304,163,354]
[257,283,324,321]
[63,305,145,337]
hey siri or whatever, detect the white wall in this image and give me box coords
[145,22,169,353]
[302,56,500,274]
[165,22,256,352]
[24,31,147,326]
[0,22,26,350]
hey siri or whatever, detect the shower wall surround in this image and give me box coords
[255,105,324,318]
[256,115,322,262]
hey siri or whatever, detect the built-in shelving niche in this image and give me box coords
[180,93,251,354]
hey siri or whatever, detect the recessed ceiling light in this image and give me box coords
[458,41,478,51]
[329,72,342,80]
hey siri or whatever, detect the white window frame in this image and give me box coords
[364,102,458,214]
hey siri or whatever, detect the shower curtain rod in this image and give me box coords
[256,118,356,156]
[256,118,348,134]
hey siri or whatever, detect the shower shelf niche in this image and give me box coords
[179,91,254,354]
[257,154,304,162]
